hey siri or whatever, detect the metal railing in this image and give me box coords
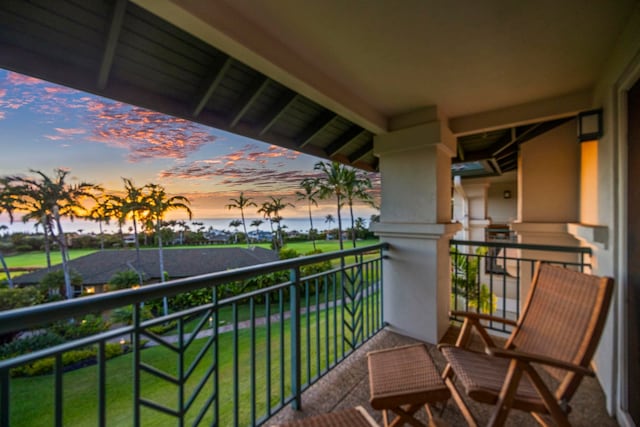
[449,239,591,333]
[0,243,388,427]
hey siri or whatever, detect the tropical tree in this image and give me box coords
[3,169,100,298]
[0,179,16,287]
[325,214,335,240]
[314,161,351,250]
[112,178,150,286]
[296,178,319,250]
[354,217,367,239]
[343,170,375,247]
[250,219,263,242]
[146,183,192,317]
[86,195,112,250]
[229,219,243,243]
[258,202,276,246]
[226,192,256,247]
[263,196,293,250]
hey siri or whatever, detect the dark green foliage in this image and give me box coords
[110,305,153,325]
[9,343,123,377]
[0,286,42,311]
[0,331,65,359]
[48,314,110,341]
[38,269,83,297]
[108,269,143,290]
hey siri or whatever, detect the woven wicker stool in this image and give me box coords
[368,344,450,427]
[276,406,380,427]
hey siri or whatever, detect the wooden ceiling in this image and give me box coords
[0,1,578,178]
[0,0,377,170]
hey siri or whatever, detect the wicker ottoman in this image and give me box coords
[368,344,450,427]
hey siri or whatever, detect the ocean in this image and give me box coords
[2,217,362,235]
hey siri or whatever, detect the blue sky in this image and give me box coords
[0,69,379,225]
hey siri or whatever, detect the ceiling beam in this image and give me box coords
[258,92,299,136]
[347,140,374,164]
[97,0,127,90]
[228,75,270,128]
[192,56,233,117]
[296,111,337,148]
[325,126,364,157]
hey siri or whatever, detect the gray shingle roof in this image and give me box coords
[13,247,279,286]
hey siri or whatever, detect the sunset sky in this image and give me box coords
[0,69,379,230]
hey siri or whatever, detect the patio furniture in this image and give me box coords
[439,262,614,427]
[368,344,451,427]
[276,406,380,427]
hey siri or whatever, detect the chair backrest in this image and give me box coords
[506,262,614,401]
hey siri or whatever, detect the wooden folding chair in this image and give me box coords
[439,262,613,427]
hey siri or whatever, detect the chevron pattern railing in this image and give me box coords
[0,243,387,427]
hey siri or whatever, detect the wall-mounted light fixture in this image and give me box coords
[577,109,603,142]
[503,190,512,199]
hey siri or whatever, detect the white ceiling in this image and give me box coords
[137,0,637,131]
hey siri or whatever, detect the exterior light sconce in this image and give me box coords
[503,190,511,199]
[577,109,603,142]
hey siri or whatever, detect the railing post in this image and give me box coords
[289,267,301,410]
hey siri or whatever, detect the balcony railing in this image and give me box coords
[450,239,591,333]
[0,243,388,427]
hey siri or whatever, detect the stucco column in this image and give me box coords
[372,107,460,343]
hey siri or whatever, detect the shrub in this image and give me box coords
[0,331,65,359]
[10,343,124,377]
[48,314,110,341]
[38,269,83,298]
[108,269,143,290]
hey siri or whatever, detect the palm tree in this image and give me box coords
[314,161,351,250]
[146,183,192,317]
[325,214,335,240]
[262,196,293,250]
[4,169,100,298]
[0,179,16,288]
[226,192,256,247]
[258,202,276,246]
[343,170,375,248]
[86,195,112,251]
[296,178,319,250]
[250,219,263,242]
[229,219,243,243]
[115,178,150,286]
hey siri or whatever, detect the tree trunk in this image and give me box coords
[158,219,169,317]
[349,202,356,248]
[308,203,316,251]
[53,207,72,299]
[336,195,344,251]
[0,253,13,288]
[132,216,143,286]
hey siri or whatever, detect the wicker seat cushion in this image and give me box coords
[441,346,547,413]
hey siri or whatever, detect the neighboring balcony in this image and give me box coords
[0,239,614,426]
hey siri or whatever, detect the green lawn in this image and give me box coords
[8,291,382,426]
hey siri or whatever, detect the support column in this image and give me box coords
[373,107,460,343]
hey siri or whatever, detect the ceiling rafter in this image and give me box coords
[97,0,127,90]
[228,75,270,128]
[257,92,298,136]
[192,56,233,117]
[325,126,365,157]
[296,111,337,148]
[348,140,374,164]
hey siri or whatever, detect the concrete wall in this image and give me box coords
[487,177,517,224]
[519,120,580,223]
[589,3,640,422]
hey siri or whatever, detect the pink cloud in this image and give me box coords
[86,101,217,161]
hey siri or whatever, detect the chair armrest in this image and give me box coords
[486,347,594,376]
[450,311,518,327]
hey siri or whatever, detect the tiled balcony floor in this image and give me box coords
[266,327,618,427]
